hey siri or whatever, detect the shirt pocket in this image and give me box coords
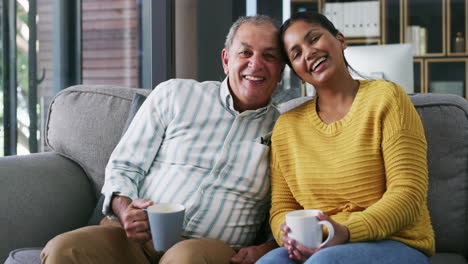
[221,140,271,201]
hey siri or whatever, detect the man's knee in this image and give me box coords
[41,225,127,264]
[41,229,84,263]
[160,238,236,264]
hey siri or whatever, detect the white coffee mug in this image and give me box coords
[145,203,185,251]
[285,209,335,249]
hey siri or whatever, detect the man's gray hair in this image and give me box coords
[224,15,281,51]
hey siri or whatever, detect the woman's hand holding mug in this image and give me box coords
[281,210,350,262]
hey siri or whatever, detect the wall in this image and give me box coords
[175,0,197,79]
[197,0,233,82]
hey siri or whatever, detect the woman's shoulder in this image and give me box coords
[278,99,313,120]
[361,78,404,93]
[360,79,408,104]
[273,99,313,132]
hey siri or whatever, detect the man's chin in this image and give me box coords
[243,93,271,105]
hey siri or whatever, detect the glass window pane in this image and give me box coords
[17,0,30,154]
[0,0,3,156]
[428,60,466,98]
[81,0,141,87]
[37,0,55,152]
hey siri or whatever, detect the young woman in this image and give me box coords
[257,12,434,264]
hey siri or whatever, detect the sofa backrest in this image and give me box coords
[410,93,468,257]
[46,85,468,256]
[45,85,150,197]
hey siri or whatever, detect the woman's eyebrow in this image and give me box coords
[303,29,320,41]
[287,29,320,54]
[288,45,299,54]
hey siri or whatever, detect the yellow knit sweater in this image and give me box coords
[270,79,435,256]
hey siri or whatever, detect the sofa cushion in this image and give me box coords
[277,96,313,114]
[4,248,41,264]
[87,93,148,226]
[122,93,148,136]
[410,93,468,258]
[430,253,468,264]
[87,195,106,226]
[45,85,151,197]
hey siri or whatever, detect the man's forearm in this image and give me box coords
[111,195,132,221]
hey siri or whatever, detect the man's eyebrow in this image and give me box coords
[265,47,280,52]
[241,42,280,51]
[241,42,253,48]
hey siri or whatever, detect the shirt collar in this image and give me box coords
[220,77,274,118]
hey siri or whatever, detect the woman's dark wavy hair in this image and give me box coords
[280,11,354,73]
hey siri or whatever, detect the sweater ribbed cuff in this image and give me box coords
[345,219,369,242]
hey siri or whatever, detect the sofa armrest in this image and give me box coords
[0,152,95,262]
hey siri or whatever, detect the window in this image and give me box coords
[0,0,143,156]
[81,0,141,87]
[1,0,45,156]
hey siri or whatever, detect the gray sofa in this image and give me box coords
[1,84,467,264]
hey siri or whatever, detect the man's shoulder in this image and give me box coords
[156,78,222,92]
[147,79,222,103]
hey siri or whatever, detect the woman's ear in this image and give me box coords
[336,32,347,50]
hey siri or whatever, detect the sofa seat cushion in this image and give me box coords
[430,253,468,264]
[4,247,467,264]
[4,248,41,264]
[45,85,151,197]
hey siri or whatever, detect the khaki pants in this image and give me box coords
[41,218,237,264]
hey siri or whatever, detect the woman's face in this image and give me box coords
[283,21,347,86]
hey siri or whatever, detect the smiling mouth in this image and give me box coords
[311,57,327,72]
[244,75,265,81]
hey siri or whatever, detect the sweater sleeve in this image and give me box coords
[343,85,429,242]
[269,121,303,246]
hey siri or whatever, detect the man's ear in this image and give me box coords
[221,49,229,75]
[336,32,347,50]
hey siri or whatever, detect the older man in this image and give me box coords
[41,14,284,264]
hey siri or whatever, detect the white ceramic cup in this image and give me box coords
[285,209,335,249]
[145,203,185,251]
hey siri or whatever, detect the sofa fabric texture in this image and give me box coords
[2,85,468,264]
[411,93,468,257]
[4,248,42,264]
[87,93,148,226]
[45,85,150,197]
[1,152,94,263]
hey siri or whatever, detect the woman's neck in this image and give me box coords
[314,74,360,123]
[315,74,359,111]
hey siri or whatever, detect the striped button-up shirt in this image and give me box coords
[102,78,279,247]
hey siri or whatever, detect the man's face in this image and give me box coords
[222,22,284,112]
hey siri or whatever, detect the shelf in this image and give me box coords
[292,0,468,98]
[405,0,445,56]
[425,58,467,98]
[448,0,467,55]
[413,59,423,93]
